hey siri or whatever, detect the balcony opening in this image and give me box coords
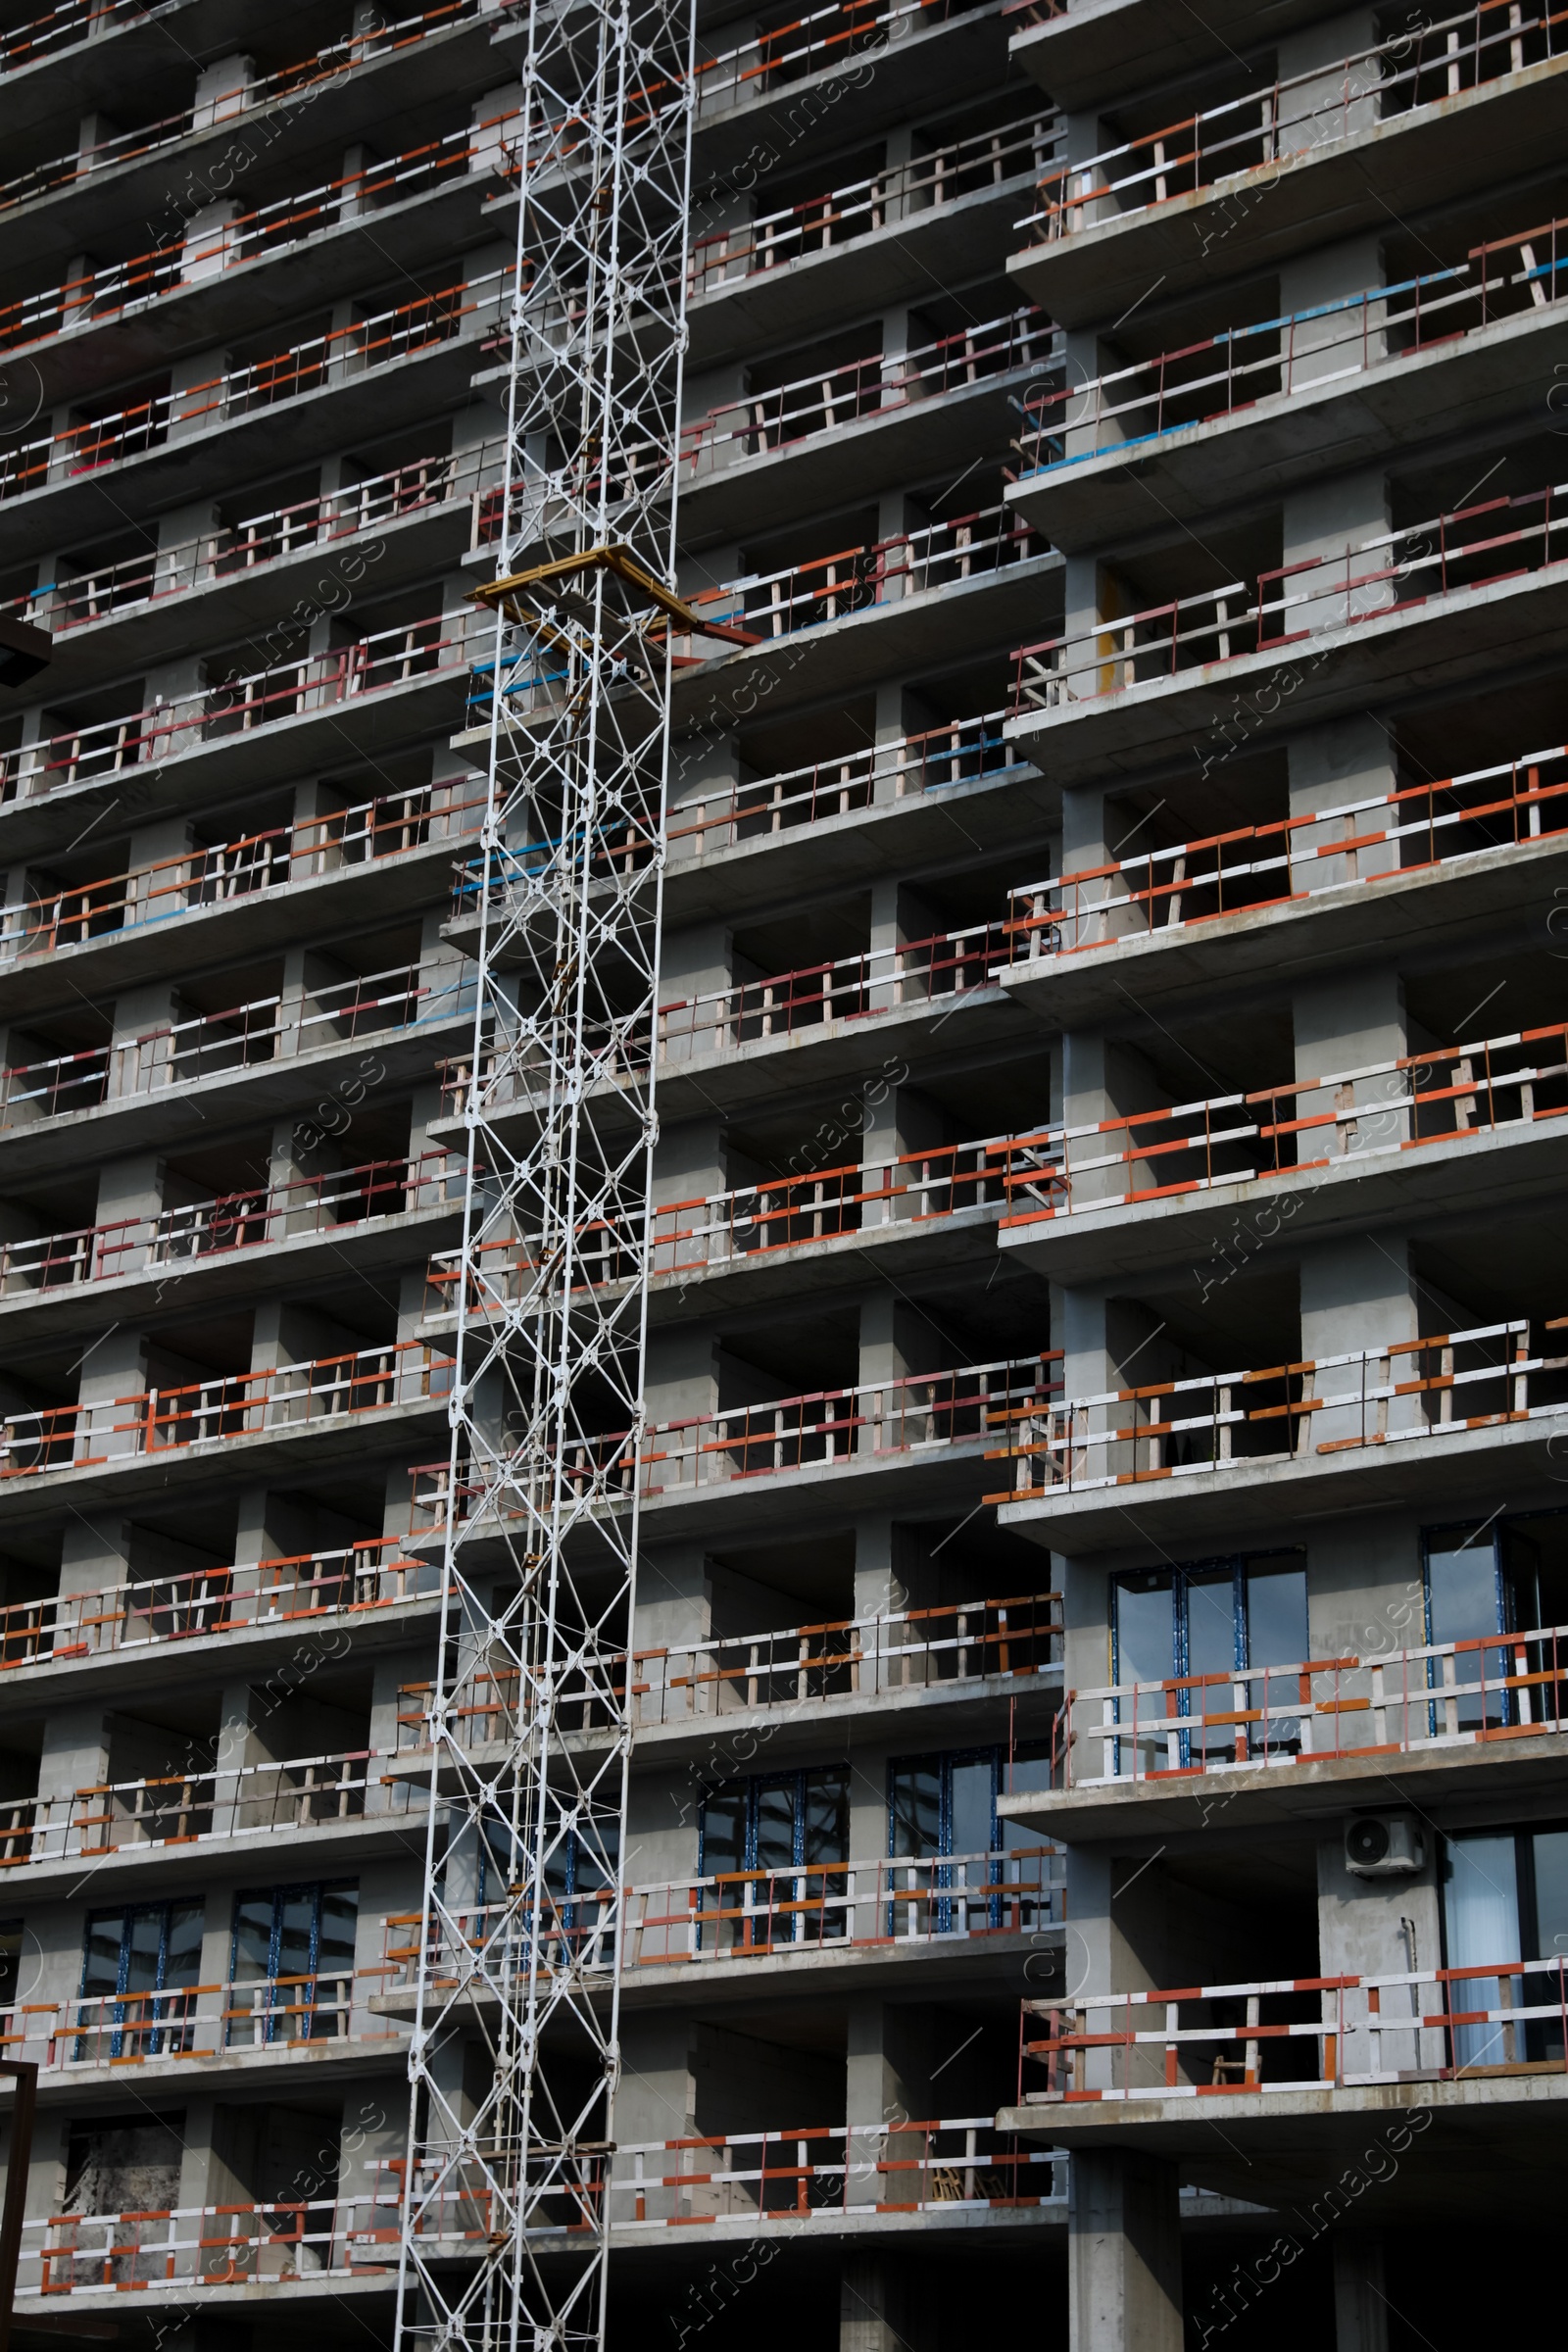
[706,1530,857,1703]
[64,376,172,472]
[0,1169,98,1290]
[208,2092,342,2278]
[694,2011,847,2150]
[122,1509,241,1642]
[63,2108,185,2227]
[739,505,881,636]
[1116,1261,1301,1466]
[740,325,885,458]
[728,892,871,1031]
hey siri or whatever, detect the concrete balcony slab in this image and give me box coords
[1008,302,1568,557]
[646,1200,1008,1325]
[683,364,1037,551]
[996,828,1568,1033]
[26,2030,407,2112]
[0,835,470,1023]
[689,172,1039,371]
[1007,58,1568,329]
[0,1390,448,1533]
[639,1429,1015,1544]
[996,1727,1568,1846]
[1008,0,1332,112]
[998,1405,1568,1558]
[0,1004,473,1185]
[33,493,478,705]
[673,549,1062,736]
[7,1801,428,1895]
[0,0,333,150]
[1005,563,1568,792]
[997,1113,1568,1290]
[998,2073,1568,2227]
[0,663,471,866]
[0,322,495,568]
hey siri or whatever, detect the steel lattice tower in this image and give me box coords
[395,5,696,2346]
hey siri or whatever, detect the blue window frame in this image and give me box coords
[1110,1551,1307,1770]
[228,1882,357,2043]
[80,1899,203,2059]
[887,1741,1054,1932]
[697,1766,850,1948]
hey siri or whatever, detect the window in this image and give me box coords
[475,1809,618,1962]
[888,1741,1054,1931]
[229,1883,357,2042]
[1110,1552,1307,1770]
[79,1901,203,2059]
[1442,1826,1568,2068]
[698,1766,850,1949]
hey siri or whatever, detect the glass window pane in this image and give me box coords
[82,1912,126,2001]
[164,1903,204,1986]
[700,1784,748,1878]
[1186,1573,1237,1680]
[753,1782,796,1872]
[274,1890,317,1979]
[801,1769,849,1866]
[1531,1831,1568,1964]
[122,1908,165,1995]
[1001,1740,1054,1852]
[949,1759,993,1862]
[230,1892,274,1983]
[317,1888,358,1975]
[1115,1575,1174,1684]
[890,1764,942,1858]
[1428,1544,1501,1644]
[1444,1833,1520,2071]
[1244,1563,1307,1668]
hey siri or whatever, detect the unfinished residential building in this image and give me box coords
[0,0,1561,2348]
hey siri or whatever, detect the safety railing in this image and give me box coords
[0,1538,439,1672]
[383,1847,1062,1987]
[7,443,503,640]
[1020,1,1567,246]
[658,909,1029,1055]
[395,1590,1061,1745]
[692,0,987,113]
[993,1317,1568,1502]
[1010,475,1568,710]
[24,2184,404,2294]
[1,1967,396,2071]
[5,1742,419,1873]
[1021,1952,1568,2100]
[668,709,1025,859]
[684,308,1051,481]
[1,612,481,808]
[7,790,483,960]
[410,1350,1060,1529]
[0,0,514,83]
[1014,741,1568,956]
[0,111,523,357]
[1056,1618,1568,1790]
[0,1338,453,1482]
[427,1125,1064,1310]
[609,2115,1057,2225]
[990,1018,1568,1227]
[690,108,1058,294]
[0,962,473,1127]
[0,263,514,504]
[673,502,1042,651]
[0,1152,462,1299]
[1016,222,1568,476]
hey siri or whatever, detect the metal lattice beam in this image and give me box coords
[395,7,696,2345]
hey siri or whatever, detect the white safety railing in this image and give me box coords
[609,2115,1058,2226]
[2,1967,399,2070]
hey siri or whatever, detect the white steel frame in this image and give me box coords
[396,2,696,2345]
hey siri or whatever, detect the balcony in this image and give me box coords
[680,307,1052,546]
[686,107,1059,367]
[1001,1617,1568,1841]
[997,739,1568,1026]
[0,1152,464,1345]
[1008,2,1568,324]
[427,1126,1061,1325]
[7,439,501,698]
[0,1337,453,1519]
[609,2114,1057,2231]
[993,1315,1568,1552]
[995,1016,1568,1285]
[0,1742,425,1886]
[1006,475,1568,787]
[1,1965,402,2080]
[410,1350,1059,1545]
[1006,0,1326,114]
[0,1537,438,1690]
[1011,220,1568,551]
[0,265,512,564]
[0,961,474,1181]
[18,2182,402,2302]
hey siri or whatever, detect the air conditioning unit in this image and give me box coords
[1345,1813,1425,1877]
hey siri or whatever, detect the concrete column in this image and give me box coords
[1292,963,1409,1159]
[1068,2148,1183,2352]
[611,2018,697,2220]
[860,1080,943,1223]
[1332,2232,1390,2352]
[845,1996,928,2205]
[1318,1831,1443,2074]
[661,921,731,1061]
[107,982,180,1102]
[840,2253,908,2352]
[651,1115,726,1271]
[857,1294,946,1450]
[1287,713,1398,890]
[191,54,254,128]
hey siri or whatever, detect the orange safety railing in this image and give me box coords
[0,1538,438,1673]
[608,2114,1058,2225]
[0,1966,398,2070]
